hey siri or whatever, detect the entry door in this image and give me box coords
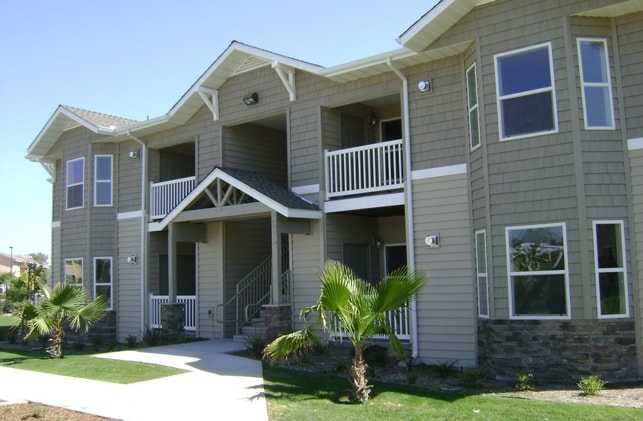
[343,243,370,282]
[385,244,407,275]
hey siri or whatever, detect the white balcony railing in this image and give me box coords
[150,176,196,220]
[330,304,410,341]
[149,294,196,331]
[325,139,404,199]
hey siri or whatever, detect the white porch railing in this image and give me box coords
[325,139,404,199]
[330,304,410,341]
[149,294,197,331]
[150,176,196,220]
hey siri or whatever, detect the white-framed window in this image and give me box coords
[94,257,113,309]
[94,155,113,206]
[577,38,615,129]
[506,223,570,319]
[495,42,558,140]
[475,229,489,317]
[466,63,481,150]
[64,258,83,285]
[66,158,84,210]
[593,221,629,318]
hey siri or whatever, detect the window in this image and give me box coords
[495,43,557,140]
[475,230,489,317]
[593,221,628,317]
[66,158,84,209]
[94,155,113,206]
[506,223,569,318]
[577,38,615,129]
[64,258,83,285]
[94,257,112,309]
[466,63,480,150]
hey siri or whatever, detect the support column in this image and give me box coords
[263,304,292,342]
[161,303,185,344]
[270,212,282,305]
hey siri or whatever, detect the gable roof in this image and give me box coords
[26,105,139,160]
[152,167,321,231]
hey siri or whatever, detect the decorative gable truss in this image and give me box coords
[202,177,255,209]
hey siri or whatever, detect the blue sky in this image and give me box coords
[0,0,437,259]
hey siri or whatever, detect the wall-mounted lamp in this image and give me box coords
[425,234,440,248]
[418,79,433,93]
[128,150,139,159]
[372,236,382,249]
[243,92,259,105]
[368,114,378,126]
[127,255,138,265]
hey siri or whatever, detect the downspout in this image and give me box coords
[387,58,419,359]
[126,131,148,335]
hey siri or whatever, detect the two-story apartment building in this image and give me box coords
[26,0,643,381]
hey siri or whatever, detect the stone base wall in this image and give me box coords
[264,304,292,341]
[478,319,637,383]
[161,303,185,344]
[65,311,117,347]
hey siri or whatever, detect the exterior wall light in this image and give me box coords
[243,92,259,105]
[418,79,432,93]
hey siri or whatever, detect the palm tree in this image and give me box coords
[263,260,427,403]
[18,283,109,358]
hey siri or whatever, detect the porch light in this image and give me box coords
[243,92,259,105]
[418,79,432,93]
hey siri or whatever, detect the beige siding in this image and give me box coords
[51,225,61,285]
[197,222,224,338]
[291,220,324,331]
[630,147,643,370]
[117,216,143,341]
[618,11,643,140]
[413,172,476,366]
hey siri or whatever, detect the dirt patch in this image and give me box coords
[0,402,118,421]
[257,342,643,409]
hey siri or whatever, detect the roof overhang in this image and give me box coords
[397,0,496,52]
[151,167,321,232]
[572,0,643,17]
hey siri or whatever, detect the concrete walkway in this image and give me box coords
[0,340,268,420]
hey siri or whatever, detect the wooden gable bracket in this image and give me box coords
[204,179,253,209]
[197,87,219,121]
[272,62,296,102]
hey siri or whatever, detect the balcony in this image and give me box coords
[325,139,404,199]
[150,176,196,220]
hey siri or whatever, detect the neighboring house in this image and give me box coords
[26,0,643,381]
[0,252,28,278]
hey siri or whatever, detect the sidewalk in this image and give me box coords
[0,340,268,421]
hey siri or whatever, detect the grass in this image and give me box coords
[263,364,643,421]
[0,347,186,384]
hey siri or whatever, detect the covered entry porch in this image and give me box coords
[148,167,321,340]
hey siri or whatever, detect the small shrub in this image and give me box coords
[142,328,162,347]
[334,360,347,373]
[461,368,484,387]
[126,335,138,349]
[433,360,458,379]
[72,341,86,352]
[90,335,103,351]
[406,370,418,384]
[244,333,267,358]
[515,371,535,391]
[577,375,606,396]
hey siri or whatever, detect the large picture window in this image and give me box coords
[466,63,480,150]
[94,155,113,206]
[64,258,83,285]
[495,43,557,140]
[475,230,489,317]
[593,221,628,317]
[66,158,84,210]
[577,38,615,129]
[94,257,113,309]
[506,223,569,318]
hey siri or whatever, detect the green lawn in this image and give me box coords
[0,347,186,384]
[263,364,642,421]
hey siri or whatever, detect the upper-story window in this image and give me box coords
[577,38,615,129]
[94,155,113,207]
[466,63,481,150]
[66,157,84,210]
[495,42,557,140]
[593,221,628,318]
[506,223,570,319]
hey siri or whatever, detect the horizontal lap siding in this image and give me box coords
[197,222,223,338]
[291,220,323,331]
[413,173,476,366]
[617,12,643,140]
[117,217,143,341]
[630,148,643,361]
